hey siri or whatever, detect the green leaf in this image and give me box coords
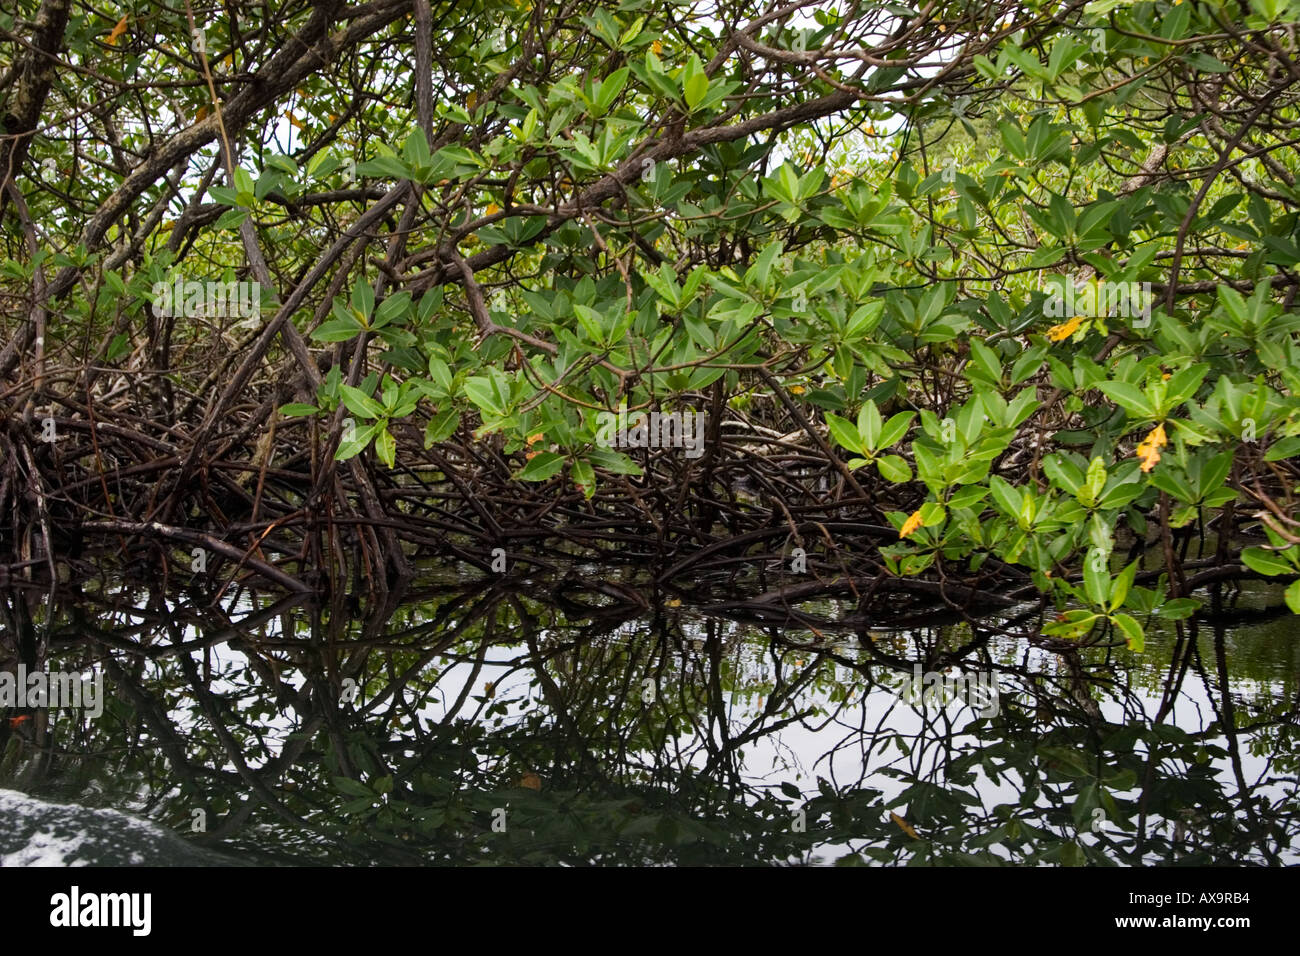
[517,451,566,481]
[1097,381,1155,420]
[684,72,709,110]
[1041,610,1101,639]
[876,454,912,483]
[572,458,596,498]
[919,501,946,527]
[877,411,914,450]
[587,445,643,476]
[573,303,606,343]
[278,403,319,417]
[335,422,378,461]
[1157,598,1201,621]
[351,278,375,320]
[826,413,867,455]
[333,776,373,798]
[374,291,412,327]
[595,67,629,114]
[355,155,411,180]
[1264,435,1300,462]
[1285,579,1300,614]
[857,400,883,450]
[464,375,505,415]
[1112,613,1144,651]
[1084,551,1110,607]
[1240,546,1295,577]
[424,408,459,446]
[1109,560,1137,612]
[1183,51,1229,73]
[340,384,385,420]
[311,317,364,342]
[988,475,1021,518]
[106,333,130,362]
[266,154,298,176]
[374,426,396,468]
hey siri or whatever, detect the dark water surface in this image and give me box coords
[1,566,1296,866]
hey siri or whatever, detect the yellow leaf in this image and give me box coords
[284,111,305,130]
[484,681,495,697]
[899,510,923,539]
[195,104,210,122]
[652,39,662,54]
[486,202,501,216]
[664,597,681,607]
[466,90,478,110]
[1136,423,1167,473]
[1047,315,1084,342]
[890,812,919,839]
[107,15,128,46]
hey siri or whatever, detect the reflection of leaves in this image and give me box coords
[26,578,1298,866]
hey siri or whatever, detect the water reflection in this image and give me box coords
[1,571,1296,865]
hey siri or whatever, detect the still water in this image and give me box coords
[1,565,1296,865]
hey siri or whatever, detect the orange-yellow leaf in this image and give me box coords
[1047,315,1084,342]
[107,15,128,46]
[466,90,478,110]
[519,771,542,791]
[651,39,663,54]
[1136,423,1167,473]
[890,811,919,839]
[195,104,210,122]
[485,202,501,216]
[899,510,923,539]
